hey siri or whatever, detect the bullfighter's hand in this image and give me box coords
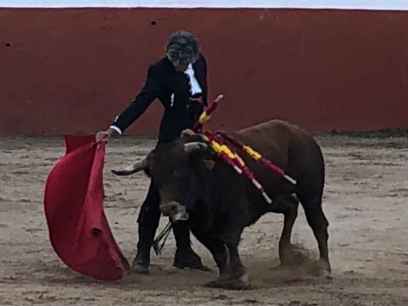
[96,128,114,143]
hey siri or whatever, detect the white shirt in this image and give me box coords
[184,64,202,96]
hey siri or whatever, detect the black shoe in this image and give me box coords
[173,248,209,271]
[133,248,150,274]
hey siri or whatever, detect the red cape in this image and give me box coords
[44,135,129,281]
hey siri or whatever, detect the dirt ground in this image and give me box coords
[1,133,407,306]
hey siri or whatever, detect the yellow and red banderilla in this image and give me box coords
[203,131,273,204]
[193,94,224,132]
[193,95,296,186]
[217,132,297,185]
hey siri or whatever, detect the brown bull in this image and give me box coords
[114,120,330,289]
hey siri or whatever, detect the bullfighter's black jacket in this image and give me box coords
[112,54,207,143]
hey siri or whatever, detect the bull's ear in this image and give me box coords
[184,142,209,153]
[181,129,207,143]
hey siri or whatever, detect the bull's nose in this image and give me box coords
[160,201,181,217]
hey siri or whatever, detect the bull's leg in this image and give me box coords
[302,197,331,275]
[207,227,250,290]
[193,232,229,277]
[194,229,250,290]
[268,195,303,266]
[172,221,207,270]
[217,243,250,290]
[277,196,300,266]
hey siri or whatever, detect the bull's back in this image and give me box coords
[235,119,312,163]
[233,120,324,196]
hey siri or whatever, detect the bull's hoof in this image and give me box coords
[173,248,211,271]
[174,262,212,272]
[280,245,310,266]
[205,274,250,290]
[309,259,332,278]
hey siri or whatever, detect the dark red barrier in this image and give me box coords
[1,8,407,135]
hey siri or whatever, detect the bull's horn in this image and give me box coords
[111,158,147,176]
[184,142,208,153]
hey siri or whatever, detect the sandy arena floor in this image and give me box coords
[0,134,407,306]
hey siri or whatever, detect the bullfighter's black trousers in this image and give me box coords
[136,181,192,254]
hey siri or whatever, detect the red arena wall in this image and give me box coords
[1,8,408,136]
